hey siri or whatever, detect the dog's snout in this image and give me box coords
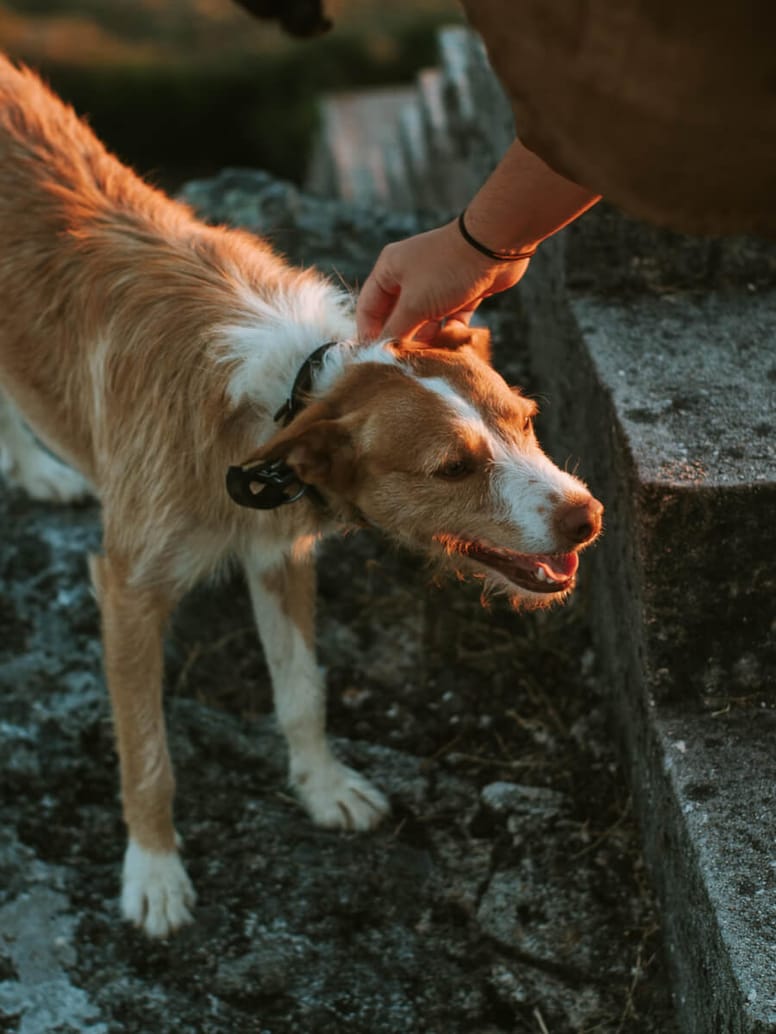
[555,495,603,547]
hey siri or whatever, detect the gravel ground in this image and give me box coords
[0,484,677,1034]
[0,173,677,1033]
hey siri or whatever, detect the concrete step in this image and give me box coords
[396,99,430,207]
[305,85,416,207]
[305,25,514,214]
[575,291,774,702]
[519,248,776,1033]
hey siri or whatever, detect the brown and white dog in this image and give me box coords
[0,57,603,937]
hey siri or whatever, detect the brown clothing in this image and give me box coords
[460,0,776,236]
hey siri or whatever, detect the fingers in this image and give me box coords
[381,304,427,341]
[355,221,527,342]
[356,230,454,341]
[355,267,399,341]
[409,310,474,344]
[411,321,442,343]
[446,309,476,327]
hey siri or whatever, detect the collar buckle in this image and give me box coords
[226,458,309,510]
[227,340,340,510]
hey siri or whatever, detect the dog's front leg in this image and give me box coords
[246,553,388,831]
[90,554,195,938]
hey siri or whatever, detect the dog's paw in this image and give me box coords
[2,446,91,503]
[294,760,389,831]
[121,840,197,939]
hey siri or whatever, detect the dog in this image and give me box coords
[0,56,603,938]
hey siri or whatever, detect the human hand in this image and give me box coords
[355,218,532,342]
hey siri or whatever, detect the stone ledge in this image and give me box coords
[649,707,776,1034]
[519,244,776,1033]
[569,289,776,705]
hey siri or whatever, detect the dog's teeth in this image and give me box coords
[535,566,546,581]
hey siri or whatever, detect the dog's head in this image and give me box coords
[231,327,603,609]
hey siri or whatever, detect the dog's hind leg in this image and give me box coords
[246,551,389,832]
[90,553,196,938]
[0,390,91,502]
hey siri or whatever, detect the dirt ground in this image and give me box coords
[0,485,677,1034]
[0,390,678,1034]
[0,175,678,1034]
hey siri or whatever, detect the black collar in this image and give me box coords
[273,340,338,427]
[226,341,338,511]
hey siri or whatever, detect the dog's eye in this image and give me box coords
[435,458,474,480]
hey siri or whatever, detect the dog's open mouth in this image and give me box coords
[434,534,579,594]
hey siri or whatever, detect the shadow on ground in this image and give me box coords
[0,174,677,1034]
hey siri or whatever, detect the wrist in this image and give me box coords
[457,209,538,262]
[461,202,543,257]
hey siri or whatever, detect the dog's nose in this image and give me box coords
[555,496,604,547]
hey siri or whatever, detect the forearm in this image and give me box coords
[355,139,600,340]
[464,138,601,254]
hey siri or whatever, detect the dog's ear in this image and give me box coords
[427,322,492,364]
[240,402,355,493]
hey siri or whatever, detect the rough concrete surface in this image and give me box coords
[1,176,677,1033]
[571,290,776,707]
[573,290,775,488]
[517,240,776,1033]
[178,167,419,289]
[652,707,776,1034]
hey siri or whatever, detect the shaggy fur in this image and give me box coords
[0,56,602,937]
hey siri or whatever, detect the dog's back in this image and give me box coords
[0,57,205,475]
[0,56,327,572]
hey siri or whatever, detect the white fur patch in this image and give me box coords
[293,756,389,831]
[245,563,326,747]
[411,374,500,469]
[493,449,588,553]
[121,840,196,939]
[0,394,91,503]
[220,279,356,409]
[244,555,389,832]
[313,339,399,397]
[412,373,487,428]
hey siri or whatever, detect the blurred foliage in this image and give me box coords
[0,0,461,186]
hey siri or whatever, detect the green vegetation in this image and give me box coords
[1,1,461,187]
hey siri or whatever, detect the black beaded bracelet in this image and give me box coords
[458,209,537,262]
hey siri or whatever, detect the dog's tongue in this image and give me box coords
[434,535,581,593]
[536,552,579,582]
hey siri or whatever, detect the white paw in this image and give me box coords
[121,840,197,939]
[4,446,91,503]
[294,759,389,832]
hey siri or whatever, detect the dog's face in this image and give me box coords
[240,329,603,609]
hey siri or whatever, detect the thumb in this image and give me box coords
[383,304,477,343]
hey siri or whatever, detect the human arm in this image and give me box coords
[355,137,600,341]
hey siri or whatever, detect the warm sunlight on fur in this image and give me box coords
[0,56,602,939]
